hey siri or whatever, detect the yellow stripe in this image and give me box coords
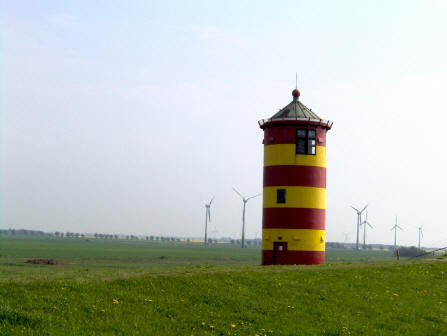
[264,144,326,167]
[263,186,326,209]
[262,228,325,251]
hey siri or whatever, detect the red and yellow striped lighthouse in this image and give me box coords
[259,88,332,265]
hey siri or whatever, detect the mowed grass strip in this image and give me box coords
[1,263,447,335]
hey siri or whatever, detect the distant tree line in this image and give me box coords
[0,229,183,243]
[326,242,347,249]
[0,229,260,246]
[0,229,52,236]
[326,242,397,251]
[229,239,262,247]
[92,233,119,239]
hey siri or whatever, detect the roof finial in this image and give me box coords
[292,72,300,99]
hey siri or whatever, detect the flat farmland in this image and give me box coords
[0,236,446,335]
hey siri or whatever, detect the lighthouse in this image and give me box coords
[259,88,333,265]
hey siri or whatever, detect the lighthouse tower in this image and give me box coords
[259,88,333,265]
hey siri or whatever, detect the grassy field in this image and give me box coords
[1,236,446,335]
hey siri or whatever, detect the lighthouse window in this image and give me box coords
[297,130,307,138]
[296,129,316,155]
[277,189,286,204]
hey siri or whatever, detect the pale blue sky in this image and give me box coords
[1,1,447,246]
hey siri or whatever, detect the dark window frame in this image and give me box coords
[296,129,317,155]
[276,189,286,204]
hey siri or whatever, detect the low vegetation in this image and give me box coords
[395,246,425,257]
[0,236,445,335]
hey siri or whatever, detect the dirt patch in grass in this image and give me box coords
[25,259,58,265]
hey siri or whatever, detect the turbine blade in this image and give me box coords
[397,225,403,230]
[390,226,395,231]
[368,223,373,229]
[232,187,244,199]
[350,206,359,212]
[360,204,368,213]
[209,196,215,205]
[247,193,262,201]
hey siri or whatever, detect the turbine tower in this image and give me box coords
[418,226,423,249]
[232,187,261,248]
[391,216,403,250]
[350,204,368,250]
[361,211,373,249]
[204,196,214,246]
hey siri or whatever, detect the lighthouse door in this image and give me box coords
[273,242,288,265]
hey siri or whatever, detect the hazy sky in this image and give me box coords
[1,1,447,247]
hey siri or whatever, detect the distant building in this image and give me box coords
[259,87,333,265]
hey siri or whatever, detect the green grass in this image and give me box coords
[1,236,446,335]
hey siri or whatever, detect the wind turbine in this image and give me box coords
[232,187,261,248]
[418,226,423,249]
[204,196,214,246]
[361,211,373,249]
[390,216,403,250]
[351,204,368,250]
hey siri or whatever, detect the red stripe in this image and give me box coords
[262,250,324,265]
[263,125,327,146]
[262,208,325,230]
[263,166,326,188]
